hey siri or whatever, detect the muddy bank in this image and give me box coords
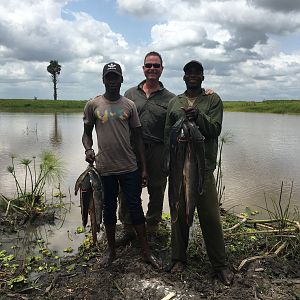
[1,217,299,300]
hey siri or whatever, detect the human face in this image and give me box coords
[103,72,123,93]
[183,67,204,89]
[143,55,163,81]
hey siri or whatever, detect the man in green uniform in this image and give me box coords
[117,52,175,243]
[164,60,233,285]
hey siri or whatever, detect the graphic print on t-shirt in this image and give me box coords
[96,108,129,124]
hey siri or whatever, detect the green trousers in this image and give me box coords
[118,143,167,229]
[171,172,226,271]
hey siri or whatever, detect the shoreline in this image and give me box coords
[1,99,300,114]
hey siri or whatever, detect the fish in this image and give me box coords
[75,165,104,244]
[88,166,103,228]
[168,117,205,226]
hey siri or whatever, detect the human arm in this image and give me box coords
[82,123,95,164]
[163,98,177,175]
[195,94,223,138]
[131,127,148,187]
[204,88,214,95]
[164,99,175,150]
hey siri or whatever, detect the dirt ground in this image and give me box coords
[1,222,300,300]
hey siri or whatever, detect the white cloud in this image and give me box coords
[0,0,300,101]
[150,21,211,50]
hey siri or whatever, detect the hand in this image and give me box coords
[204,88,214,95]
[141,170,148,187]
[182,107,199,121]
[85,149,95,164]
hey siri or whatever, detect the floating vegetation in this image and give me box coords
[0,230,92,291]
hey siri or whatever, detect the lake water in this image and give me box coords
[0,112,299,254]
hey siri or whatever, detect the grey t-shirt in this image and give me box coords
[83,95,141,175]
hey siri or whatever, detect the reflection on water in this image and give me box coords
[0,111,300,254]
[50,113,62,146]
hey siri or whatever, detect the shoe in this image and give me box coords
[115,231,136,247]
[215,268,234,286]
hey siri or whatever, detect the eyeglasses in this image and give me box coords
[144,63,161,68]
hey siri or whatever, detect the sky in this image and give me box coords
[1,0,300,101]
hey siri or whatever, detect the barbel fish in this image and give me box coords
[75,165,104,244]
[168,117,205,226]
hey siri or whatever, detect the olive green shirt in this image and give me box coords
[164,90,223,171]
[125,80,175,144]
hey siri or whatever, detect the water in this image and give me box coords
[0,113,87,256]
[221,112,300,214]
[0,112,299,254]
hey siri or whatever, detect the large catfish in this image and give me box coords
[75,164,103,244]
[168,117,205,226]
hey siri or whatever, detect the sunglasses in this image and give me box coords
[144,63,161,68]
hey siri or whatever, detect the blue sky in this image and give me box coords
[63,0,154,44]
[1,0,300,101]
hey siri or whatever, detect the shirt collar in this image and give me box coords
[137,80,165,91]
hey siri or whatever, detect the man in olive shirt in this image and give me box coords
[164,60,233,285]
[118,52,175,243]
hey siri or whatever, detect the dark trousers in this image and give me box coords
[101,170,145,226]
[118,143,167,227]
[171,172,226,271]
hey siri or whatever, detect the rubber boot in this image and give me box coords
[102,224,116,267]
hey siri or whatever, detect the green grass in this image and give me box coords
[1,99,300,114]
[0,99,88,113]
[224,100,300,114]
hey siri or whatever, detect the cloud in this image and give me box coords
[0,0,130,99]
[248,0,300,13]
[150,21,219,51]
[0,1,128,63]
[117,0,178,18]
[1,0,300,101]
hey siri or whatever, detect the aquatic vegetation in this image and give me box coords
[0,227,91,290]
[0,151,65,220]
[223,190,300,271]
[216,130,233,206]
[262,181,294,229]
[76,226,85,234]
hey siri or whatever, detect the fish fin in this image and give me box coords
[75,165,93,195]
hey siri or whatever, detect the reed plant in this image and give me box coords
[1,151,65,216]
[263,181,293,229]
[216,131,233,206]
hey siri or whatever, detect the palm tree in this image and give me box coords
[47,60,61,100]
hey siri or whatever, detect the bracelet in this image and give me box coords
[85,148,94,154]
